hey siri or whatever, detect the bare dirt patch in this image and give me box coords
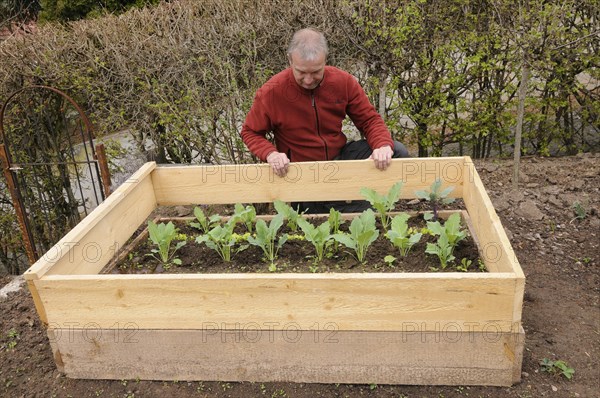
[1,154,599,398]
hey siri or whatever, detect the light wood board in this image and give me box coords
[35,273,520,332]
[24,162,157,279]
[151,158,466,205]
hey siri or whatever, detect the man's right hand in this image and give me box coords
[266,151,290,177]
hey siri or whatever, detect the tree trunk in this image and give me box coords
[513,62,530,190]
[378,76,387,118]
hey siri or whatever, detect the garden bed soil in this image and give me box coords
[1,154,599,398]
[104,213,482,275]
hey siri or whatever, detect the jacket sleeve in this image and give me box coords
[345,76,394,151]
[240,89,278,161]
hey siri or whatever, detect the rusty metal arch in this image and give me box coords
[0,85,111,265]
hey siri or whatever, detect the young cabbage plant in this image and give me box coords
[274,200,304,232]
[297,218,333,263]
[147,221,186,266]
[333,209,379,263]
[386,213,422,256]
[425,230,455,269]
[195,219,248,262]
[190,206,222,234]
[360,181,403,231]
[328,208,345,252]
[247,214,288,266]
[232,203,257,233]
[415,179,455,221]
[426,213,467,250]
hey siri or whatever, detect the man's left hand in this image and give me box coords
[369,145,393,170]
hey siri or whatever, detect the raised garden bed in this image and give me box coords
[24,157,525,386]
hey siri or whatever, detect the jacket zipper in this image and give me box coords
[311,92,329,160]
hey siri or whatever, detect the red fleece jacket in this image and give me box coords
[241,66,393,162]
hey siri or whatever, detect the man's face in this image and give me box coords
[289,51,326,90]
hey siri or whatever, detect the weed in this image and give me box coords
[539,358,574,380]
[456,258,472,272]
[384,255,396,267]
[571,201,587,221]
[5,329,19,350]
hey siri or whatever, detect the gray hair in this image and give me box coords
[286,28,329,61]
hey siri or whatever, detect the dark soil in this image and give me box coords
[1,154,599,398]
[105,214,482,275]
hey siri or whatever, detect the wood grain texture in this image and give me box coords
[462,161,525,324]
[36,272,519,332]
[48,326,524,386]
[24,162,157,279]
[151,158,466,205]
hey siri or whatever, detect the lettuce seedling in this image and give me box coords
[232,203,257,233]
[147,220,186,266]
[274,200,304,232]
[415,179,455,221]
[426,213,467,250]
[386,213,422,256]
[247,214,288,265]
[360,181,403,231]
[195,219,247,262]
[297,218,333,263]
[333,209,379,263]
[190,206,222,234]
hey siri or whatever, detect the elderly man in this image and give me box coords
[241,28,408,213]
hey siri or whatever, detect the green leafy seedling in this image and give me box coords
[147,220,186,267]
[571,201,586,221]
[328,208,345,252]
[415,179,455,221]
[333,209,379,263]
[360,181,403,231]
[247,214,287,266]
[456,258,472,272]
[425,230,455,269]
[190,206,222,234]
[386,213,422,256]
[196,219,248,262]
[539,358,575,380]
[297,218,333,263]
[274,200,304,232]
[384,255,396,267]
[231,203,256,233]
[427,213,467,250]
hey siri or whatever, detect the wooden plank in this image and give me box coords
[462,161,521,275]
[26,280,48,325]
[36,273,518,332]
[24,162,158,278]
[48,326,524,386]
[462,160,525,326]
[151,158,466,205]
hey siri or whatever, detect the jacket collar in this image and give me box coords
[286,66,328,94]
